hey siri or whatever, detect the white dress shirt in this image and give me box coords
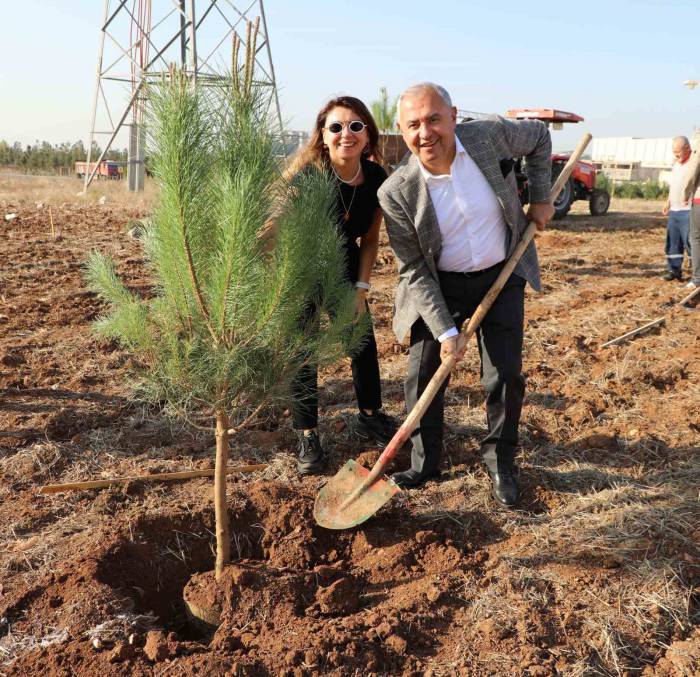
[419,136,508,341]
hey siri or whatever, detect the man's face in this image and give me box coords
[397,89,457,173]
[673,141,690,163]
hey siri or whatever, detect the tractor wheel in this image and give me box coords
[552,177,574,219]
[589,189,610,216]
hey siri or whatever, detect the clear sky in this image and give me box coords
[2,0,698,152]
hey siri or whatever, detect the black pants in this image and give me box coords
[405,262,525,474]
[291,304,382,430]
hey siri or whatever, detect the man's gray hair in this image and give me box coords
[397,82,452,116]
[672,135,690,148]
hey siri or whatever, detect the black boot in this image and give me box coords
[356,409,398,447]
[390,468,440,489]
[663,270,682,281]
[487,467,519,508]
[297,431,326,475]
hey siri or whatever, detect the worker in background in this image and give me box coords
[682,131,700,290]
[661,136,692,282]
[378,83,553,507]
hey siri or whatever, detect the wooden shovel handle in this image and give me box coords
[38,464,267,494]
[370,132,593,478]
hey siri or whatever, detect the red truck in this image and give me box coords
[504,108,610,219]
[75,161,122,180]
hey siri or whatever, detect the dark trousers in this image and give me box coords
[291,307,382,430]
[665,210,691,273]
[405,263,526,474]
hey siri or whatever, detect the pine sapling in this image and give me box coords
[85,57,367,579]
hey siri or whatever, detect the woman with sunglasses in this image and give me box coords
[284,96,397,475]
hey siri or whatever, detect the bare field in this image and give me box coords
[0,172,156,210]
[0,182,698,676]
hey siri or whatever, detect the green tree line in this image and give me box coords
[0,140,128,173]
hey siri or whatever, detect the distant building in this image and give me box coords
[277,131,310,158]
[591,137,677,184]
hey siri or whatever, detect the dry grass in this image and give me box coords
[0,627,70,669]
[0,173,157,209]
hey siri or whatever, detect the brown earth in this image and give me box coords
[0,186,698,676]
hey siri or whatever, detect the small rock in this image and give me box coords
[415,530,438,545]
[304,649,317,667]
[426,585,441,603]
[578,433,615,450]
[92,638,103,651]
[108,642,134,663]
[375,621,393,638]
[4,213,17,222]
[98,195,107,205]
[36,202,44,209]
[365,611,381,626]
[143,630,172,662]
[239,631,256,649]
[315,577,359,615]
[386,634,407,655]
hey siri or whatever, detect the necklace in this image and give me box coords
[337,182,357,222]
[331,161,361,185]
[331,162,361,222]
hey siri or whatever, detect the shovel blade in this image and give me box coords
[313,459,400,530]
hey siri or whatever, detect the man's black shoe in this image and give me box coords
[390,468,440,489]
[297,431,327,475]
[488,468,519,508]
[663,270,682,281]
[356,409,398,447]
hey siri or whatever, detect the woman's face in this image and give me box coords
[321,106,369,165]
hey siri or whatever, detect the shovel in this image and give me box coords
[314,132,593,530]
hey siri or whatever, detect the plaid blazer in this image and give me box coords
[378,116,552,342]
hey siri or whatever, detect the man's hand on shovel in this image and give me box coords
[527,201,555,230]
[440,332,468,363]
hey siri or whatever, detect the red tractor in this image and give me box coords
[504,108,610,219]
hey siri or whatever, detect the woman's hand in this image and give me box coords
[354,288,368,319]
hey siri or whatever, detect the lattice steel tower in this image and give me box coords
[84,0,283,191]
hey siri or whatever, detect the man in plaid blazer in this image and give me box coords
[378,83,553,507]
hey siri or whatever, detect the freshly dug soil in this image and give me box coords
[1,196,698,675]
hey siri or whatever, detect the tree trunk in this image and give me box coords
[214,410,230,579]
